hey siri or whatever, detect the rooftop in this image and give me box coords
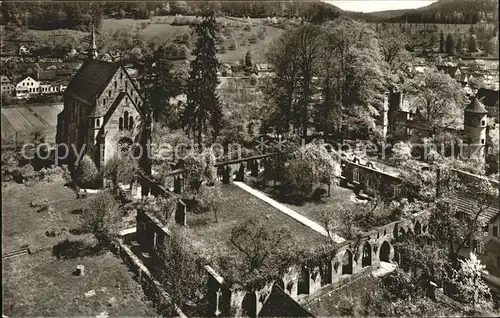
[465,97,488,114]
[64,59,120,105]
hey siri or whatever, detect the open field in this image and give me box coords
[1,102,63,144]
[1,176,84,252]
[2,178,157,316]
[179,183,328,260]
[10,16,283,64]
[2,250,157,317]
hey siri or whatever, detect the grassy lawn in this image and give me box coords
[1,176,85,252]
[2,176,157,316]
[246,177,363,235]
[179,183,328,261]
[2,249,157,317]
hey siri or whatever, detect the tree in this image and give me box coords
[265,23,323,137]
[198,184,223,222]
[135,195,176,223]
[102,155,140,196]
[482,38,497,57]
[183,12,222,147]
[445,33,455,54]
[378,28,412,74]
[456,34,464,53]
[404,68,467,131]
[468,34,478,53]
[184,149,216,194]
[139,44,182,122]
[430,171,498,265]
[391,142,412,166]
[244,50,252,68]
[81,191,120,245]
[453,253,493,314]
[439,30,445,53]
[74,155,99,188]
[155,230,207,316]
[282,143,341,198]
[230,219,294,273]
[321,17,387,139]
[392,235,451,292]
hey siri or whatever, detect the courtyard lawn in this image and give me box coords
[2,250,157,317]
[179,183,328,261]
[246,177,362,233]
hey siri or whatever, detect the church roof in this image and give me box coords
[465,98,488,114]
[64,59,120,104]
[259,285,314,317]
[476,88,499,108]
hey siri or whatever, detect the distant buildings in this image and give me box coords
[14,75,67,99]
[1,75,15,96]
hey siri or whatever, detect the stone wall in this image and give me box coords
[203,213,430,317]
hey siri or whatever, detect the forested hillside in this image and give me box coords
[0,0,346,31]
[384,0,498,24]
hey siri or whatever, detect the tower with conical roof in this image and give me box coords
[463,97,488,161]
[88,24,98,59]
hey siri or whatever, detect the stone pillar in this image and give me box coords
[174,176,182,194]
[141,178,150,197]
[235,164,245,181]
[251,160,259,177]
[222,166,231,184]
[175,200,187,225]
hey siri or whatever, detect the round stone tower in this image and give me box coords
[463,97,488,161]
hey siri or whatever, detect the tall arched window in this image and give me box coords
[129,116,134,130]
[119,117,123,130]
[124,111,129,130]
[114,81,117,89]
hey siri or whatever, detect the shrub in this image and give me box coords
[30,198,49,208]
[250,73,258,86]
[74,155,99,188]
[243,24,251,31]
[257,28,267,40]
[1,149,20,181]
[248,34,258,44]
[218,46,227,54]
[228,40,237,50]
[39,165,64,181]
[20,164,36,180]
[81,191,120,245]
[240,40,247,47]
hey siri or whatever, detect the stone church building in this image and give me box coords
[56,26,150,170]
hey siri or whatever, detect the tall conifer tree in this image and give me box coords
[183,11,222,148]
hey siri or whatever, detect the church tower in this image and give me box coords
[463,97,488,161]
[88,24,98,59]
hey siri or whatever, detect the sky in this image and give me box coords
[327,1,437,13]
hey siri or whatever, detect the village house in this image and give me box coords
[56,26,150,170]
[1,75,15,96]
[255,63,275,77]
[15,76,40,99]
